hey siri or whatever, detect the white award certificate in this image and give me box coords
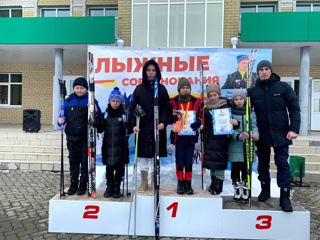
[175,110,196,136]
[212,108,233,135]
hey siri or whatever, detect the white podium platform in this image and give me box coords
[49,185,310,239]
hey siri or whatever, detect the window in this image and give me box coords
[0,73,22,106]
[41,8,70,17]
[132,0,223,48]
[0,8,22,17]
[88,6,118,38]
[296,3,320,12]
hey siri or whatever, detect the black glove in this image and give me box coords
[123,122,130,129]
[168,115,179,124]
[191,120,201,131]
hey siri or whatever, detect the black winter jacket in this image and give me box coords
[96,105,129,166]
[203,99,231,171]
[64,92,102,142]
[129,78,171,158]
[250,73,301,147]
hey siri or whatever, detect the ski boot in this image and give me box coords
[77,181,87,196]
[177,180,185,194]
[104,180,113,198]
[185,180,194,195]
[279,187,293,212]
[67,180,78,195]
[113,180,121,198]
[208,175,216,193]
[241,180,249,203]
[232,180,242,202]
[211,178,223,195]
[258,181,271,202]
[138,171,148,193]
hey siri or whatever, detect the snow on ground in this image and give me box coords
[97,163,280,197]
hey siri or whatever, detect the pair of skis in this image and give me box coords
[199,64,206,191]
[88,52,96,198]
[245,49,257,207]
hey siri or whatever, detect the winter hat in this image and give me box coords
[206,83,221,96]
[256,60,273,73]
[231,89,246,102]
[73,77,88,90]
[177,77,191,93]
[108,87,123,103]
[237,54,249,64]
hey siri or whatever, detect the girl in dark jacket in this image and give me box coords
[96,87,130,198]
[203,83,238,195]
[129,59,171,193]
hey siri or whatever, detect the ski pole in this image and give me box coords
[127,105,145,240]
[59,78,67,198]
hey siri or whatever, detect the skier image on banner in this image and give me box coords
[250,60,301,212]
[228,89,259,203]
[222,54,258,89]
[203,83,239,195]
[129,59,171,193]
[95,87,132,198]
[168,77,202,195]
[58,77,102,196]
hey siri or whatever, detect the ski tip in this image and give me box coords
[92,191,96,199]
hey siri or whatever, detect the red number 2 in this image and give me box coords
[166,202,178,218]
[83,205,100,219]
[256,215,272,229]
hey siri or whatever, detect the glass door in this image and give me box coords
[311,80,320,130]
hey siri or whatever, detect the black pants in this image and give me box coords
[67,140,88,183]
[231,162,247,181]
[106,163,124,182]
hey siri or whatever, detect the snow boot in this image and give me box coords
[258,181,271,202]
[151,171,155,194]
[279,187,293,212]
[138,171,148,193]
[232,180,242,202]
[211,178,223,195]
[208,175,216,193]
[113,180,121,198]
[104,180,113,198]
[185,180,194,195]
[67,180,78,195]
[77,181,87,196]
[241,180,249,203]
[177,180,185,194]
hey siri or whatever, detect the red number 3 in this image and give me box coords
[83,205,100,219]
[256,215,272,229]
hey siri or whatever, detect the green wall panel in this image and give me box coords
[309,12,320,41]
[241,12,309,42]
[0,18,56,44]
[0,17,114,44]
[56,16,115,44]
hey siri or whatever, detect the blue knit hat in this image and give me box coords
[108,87,123,103]
[73,77,88,90]
[237,54,249,64]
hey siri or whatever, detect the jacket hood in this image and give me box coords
[142,59,162,81]
[256,73,280,86]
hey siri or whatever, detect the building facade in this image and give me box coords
[0,0,319,134]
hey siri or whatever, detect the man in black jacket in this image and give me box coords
[250,60,301,212]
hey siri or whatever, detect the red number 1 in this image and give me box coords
[166,202,178,218]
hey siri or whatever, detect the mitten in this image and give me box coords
[169,115,179,124]
[191,119,201,130]
[252,133,259,141]
[239,132,249,141]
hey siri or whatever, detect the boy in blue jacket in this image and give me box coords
[59,77,102,196]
